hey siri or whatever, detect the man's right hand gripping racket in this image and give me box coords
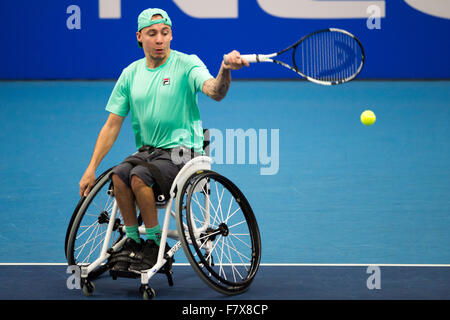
[224,28,365,85]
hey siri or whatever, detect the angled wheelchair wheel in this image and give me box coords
[65,168,136,280]
[176,170,261,295]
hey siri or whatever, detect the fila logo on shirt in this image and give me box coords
[163,78,170,86]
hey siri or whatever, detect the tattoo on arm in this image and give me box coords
[203,65,231,101]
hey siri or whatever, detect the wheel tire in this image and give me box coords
[81,279,95,296]
[140,285,156,300]
[65,168,125,280]
[176,170,261,295]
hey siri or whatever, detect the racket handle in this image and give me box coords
[223,54,259,65]
[241,54,259,63]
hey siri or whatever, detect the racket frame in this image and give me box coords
[226,28,365,85]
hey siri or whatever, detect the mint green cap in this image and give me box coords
[137,8,172,32]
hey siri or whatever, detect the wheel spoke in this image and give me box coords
[177,170,261,294]
[70,173,122,268]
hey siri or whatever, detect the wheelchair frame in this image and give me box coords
[67,153,261,299]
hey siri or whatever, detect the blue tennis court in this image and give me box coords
[1,0,449,306]
[0,80,449,300]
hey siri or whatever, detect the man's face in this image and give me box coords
[137,15,172,62]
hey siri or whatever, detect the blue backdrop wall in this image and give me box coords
[0,0,449,79]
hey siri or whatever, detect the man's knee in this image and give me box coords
[112,173,129,190]
[130,174,150,192]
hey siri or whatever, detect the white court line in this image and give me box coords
[259,263,450,267]
[0,263,449,267]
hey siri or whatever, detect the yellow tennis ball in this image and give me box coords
[361,110,376,126]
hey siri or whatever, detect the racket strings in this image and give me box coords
[295,30,363,83]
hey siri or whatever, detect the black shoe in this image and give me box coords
[107,238,143,271]
[129,240,171,272]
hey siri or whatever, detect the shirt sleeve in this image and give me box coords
[105,69,130,117]
[187,55,214,93]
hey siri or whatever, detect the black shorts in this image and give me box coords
[111,147,199,195]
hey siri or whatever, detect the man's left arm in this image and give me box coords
[202,50,249,101]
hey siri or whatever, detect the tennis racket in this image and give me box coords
[224,28,365,85]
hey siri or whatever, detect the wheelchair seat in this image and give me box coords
[150,128,211,207]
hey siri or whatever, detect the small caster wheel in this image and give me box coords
[140,285,156,300]
[81,279,95,296]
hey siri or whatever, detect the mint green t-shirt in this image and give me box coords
[105,50,213,153]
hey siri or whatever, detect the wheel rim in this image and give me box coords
[180,171,261,293]
[67,173,124,269]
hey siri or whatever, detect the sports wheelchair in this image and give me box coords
[65,131,261,299]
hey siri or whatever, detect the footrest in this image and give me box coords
[108,257,175,284]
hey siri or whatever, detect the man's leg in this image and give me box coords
[128,175,162,271]
[126,152,184,271]
[112,173,138,226]
[130,175,158,228]
[107,174,143,272]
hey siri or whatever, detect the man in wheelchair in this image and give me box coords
[78,8,248,274]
